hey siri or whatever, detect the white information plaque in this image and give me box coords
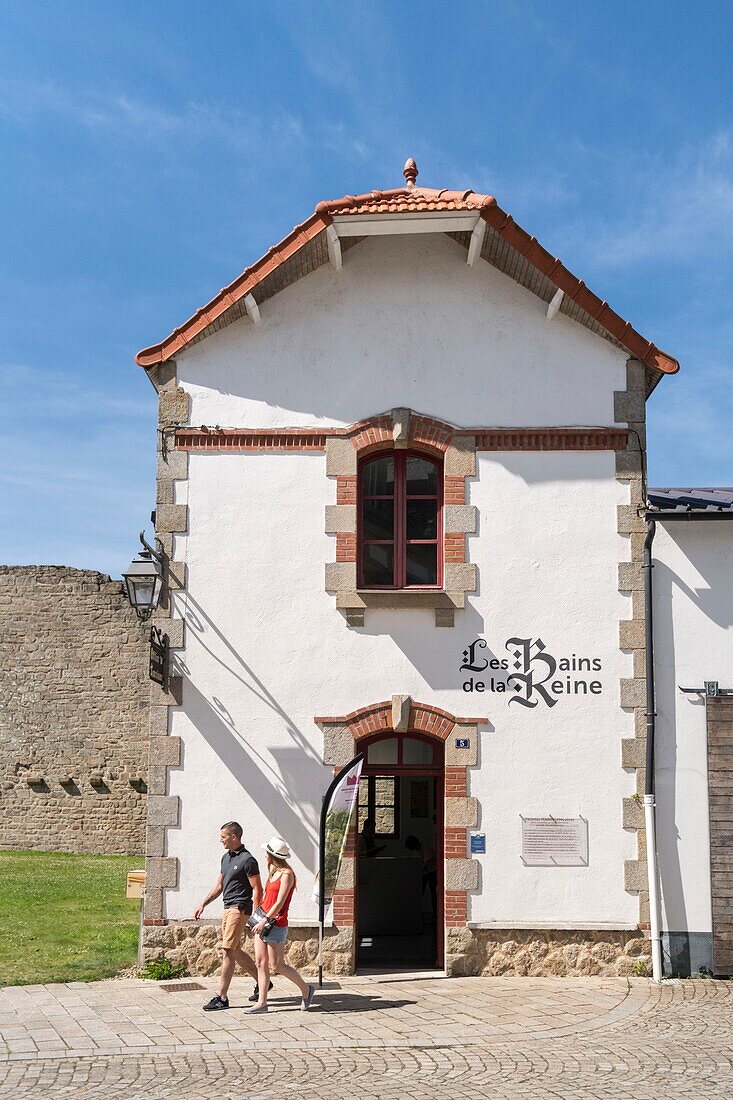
[521,816,588,866]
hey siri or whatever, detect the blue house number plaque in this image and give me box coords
[455,738,470,749]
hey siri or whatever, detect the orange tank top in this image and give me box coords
[262,873,295,926]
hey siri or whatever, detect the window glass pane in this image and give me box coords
[375,807,394,834]
[375,777,395,801]
[367,738,398,764]
[402,738,435,765]
[406,457,437,495]
[362,456,394,496]
[363,499,394,540]
[363,543,394,586]
[407,499,437,539]
[405,543,438,585]
[357,806,369,832]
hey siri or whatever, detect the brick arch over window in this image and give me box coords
[315,697,488,970]
[324,408,477,627]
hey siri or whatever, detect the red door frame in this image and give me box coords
[354,731,445,970]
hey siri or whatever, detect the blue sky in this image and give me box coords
[1,1,731,576]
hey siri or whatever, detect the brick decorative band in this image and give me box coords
[472,428,628,451]
[176,428,328,451]
[315,701,487,739]
[176,426,628,453]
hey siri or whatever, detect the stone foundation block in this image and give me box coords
[621,738,646,769]
[321,725,354,766]
[444,437,476,477]
[326,438,357,476]
[445,797,478,828]
[147,794,180,828]
[624,859,647,892]
[619,619,645,649]
[325,505,357,533]
[142,921,353,978]
[325,563,357,592]
[445,857,479,890]
[462,928,650,977]
[620,678,646,708]
[159,388,190,427]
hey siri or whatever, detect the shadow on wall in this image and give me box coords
[652,525,733,976]
[359,603,486,690]
[182,682,324,871]
[174,591,329,871]
[179,233,625,432]
[652,557,688,975]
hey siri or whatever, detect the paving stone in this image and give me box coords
[0,975,732,1097]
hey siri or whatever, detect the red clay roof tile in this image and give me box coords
[136,166,680,378]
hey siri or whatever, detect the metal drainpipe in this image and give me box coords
[643,515,663,981]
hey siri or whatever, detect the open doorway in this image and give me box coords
[356,732,443,970]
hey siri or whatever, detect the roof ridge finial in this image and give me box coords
[403,157,418,189]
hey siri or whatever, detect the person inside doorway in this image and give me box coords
[360,817,386,858]
[194,821,270,1011]
[405,835,437,919]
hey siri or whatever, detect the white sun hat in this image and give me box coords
[262,836,292,859]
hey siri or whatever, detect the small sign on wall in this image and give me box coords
[470,831,486,854]
[521,816,588,866]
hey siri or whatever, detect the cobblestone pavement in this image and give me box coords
[0,973,732,1098]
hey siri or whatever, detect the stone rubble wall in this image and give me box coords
[143,922,648,979]
[447,928,651,977]
[142,921,354,978]
[0,566,150,854]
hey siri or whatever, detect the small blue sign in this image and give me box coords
[470,832,486,854]
[455,738,470,749]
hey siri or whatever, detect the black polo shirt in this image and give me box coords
[220,845,260,911]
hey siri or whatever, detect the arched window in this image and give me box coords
[358,450,442,588]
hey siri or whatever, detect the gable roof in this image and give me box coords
[136,159,680,389]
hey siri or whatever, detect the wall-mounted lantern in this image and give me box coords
[123,531,166,622]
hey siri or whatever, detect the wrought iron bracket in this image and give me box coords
[679,682,732,698]
[139,530,167,569]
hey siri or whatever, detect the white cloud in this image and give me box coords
[0,362,151,420]
[0,77,306,156]
[559,131,733,269]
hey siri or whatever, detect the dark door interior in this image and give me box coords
[356,734,443,970]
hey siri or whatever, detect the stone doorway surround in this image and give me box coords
[315,696,487,975]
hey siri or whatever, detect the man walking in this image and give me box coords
[195,821,271,1010]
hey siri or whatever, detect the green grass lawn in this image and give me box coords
[0,850,144,986]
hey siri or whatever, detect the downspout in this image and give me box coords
[642,515,663,981]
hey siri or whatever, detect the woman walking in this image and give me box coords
[246,837,315,1014]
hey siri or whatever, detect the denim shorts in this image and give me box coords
[262,924,288,945]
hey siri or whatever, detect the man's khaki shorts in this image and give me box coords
[221,907,248,950]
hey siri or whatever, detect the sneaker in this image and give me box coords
[245,1003,268,1014]
[203,994,229,1011]
[300,984,315,1011]
[248,981,273,1003]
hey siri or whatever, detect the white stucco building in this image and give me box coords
[136,160,732,979]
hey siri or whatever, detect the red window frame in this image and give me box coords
[358,449,443,590]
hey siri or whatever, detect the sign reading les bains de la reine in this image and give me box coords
[460,638,604,707]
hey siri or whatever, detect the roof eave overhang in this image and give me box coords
[135,210,333,369]
[136,196,680,382]
[332,210,482,235]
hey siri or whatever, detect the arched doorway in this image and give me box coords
[356,731,444,970]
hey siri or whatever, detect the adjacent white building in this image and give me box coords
[136,160,732,978]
